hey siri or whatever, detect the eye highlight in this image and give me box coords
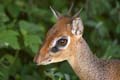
[57,38,68,46]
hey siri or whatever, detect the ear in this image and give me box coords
[71,17,84,38]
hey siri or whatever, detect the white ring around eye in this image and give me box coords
[50,38,57,48]
[59,36,70,49]
[50,36,71,50]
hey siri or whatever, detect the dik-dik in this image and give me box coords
[34,7,120,80]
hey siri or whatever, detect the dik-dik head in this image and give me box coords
[34,7,84,65]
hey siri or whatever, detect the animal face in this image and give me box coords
[34,16,84,65]
[34,6,84,65]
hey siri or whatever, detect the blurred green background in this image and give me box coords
[0,0,120,80]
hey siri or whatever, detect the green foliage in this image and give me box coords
[0,0,120,80]
[0,30,19,49]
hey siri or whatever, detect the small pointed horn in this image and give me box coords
[50,6,62,19]
[73,8,83,18]
[67,2,74,15]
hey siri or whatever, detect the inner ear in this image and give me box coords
[71,17,84,37]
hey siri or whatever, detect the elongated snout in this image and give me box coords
[33,53,41,65]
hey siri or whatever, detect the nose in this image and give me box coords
[33,55,39,65]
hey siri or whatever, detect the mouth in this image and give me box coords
[34,57,52,66]
[36,62,50,65]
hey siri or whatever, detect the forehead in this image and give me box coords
[47,17,72,38]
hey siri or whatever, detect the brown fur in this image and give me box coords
[34,16,120,80]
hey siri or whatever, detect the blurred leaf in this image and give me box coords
[30,6,48,16]
[0,25,7,32]
[0,0,13,5]
[52,0,67,9]
[19,20,44,35]
[0,4,9,23]
[0,54,15,80]
[7,4,21,18]
[0,30,20,49]
[85,20,97,27]
[102,40,120,59]
[96,22,109,37]
[116,24,120,34]
[44,68,64,80]
[0,61,9,80]
[87,0,111,16]
[24,34,41,54]
[110,1,120,23]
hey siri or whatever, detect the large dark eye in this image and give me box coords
[50,36,69,53]
[57,38,68,46]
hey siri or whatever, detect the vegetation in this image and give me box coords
[0,0,120,80]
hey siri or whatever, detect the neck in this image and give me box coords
[68,38,104,80]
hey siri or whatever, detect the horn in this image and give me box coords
[73,8,83,18]
[50,6,62,19]
[67,2,74,16]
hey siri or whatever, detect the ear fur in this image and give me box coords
[71,17,84,38]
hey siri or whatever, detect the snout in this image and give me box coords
[33,53,52,65]
[33,54,41,65]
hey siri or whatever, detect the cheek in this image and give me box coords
[66,42,76,53]
[52,52,68,61]
[60,49,71,57]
